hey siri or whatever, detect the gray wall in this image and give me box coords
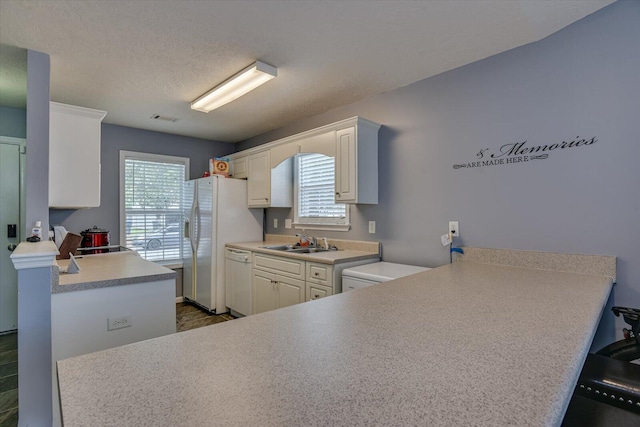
[49,124,233,243]
[20,49,53,425]
[26,50,50,237]
[0,106,26,138]
[17,266,53,426]
[238,1,640,348]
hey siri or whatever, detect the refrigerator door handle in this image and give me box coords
[194,205,201,251]
[190,182,199,253]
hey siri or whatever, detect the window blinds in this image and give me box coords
[123,157,185,261]
[297,153,346,220]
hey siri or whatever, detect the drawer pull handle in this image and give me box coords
[314,272,319,276]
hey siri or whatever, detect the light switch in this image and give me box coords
[368,221,376,234]
[273,218,278,228]
[285,219,292,229]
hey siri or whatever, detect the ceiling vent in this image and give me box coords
[150,114,178,122]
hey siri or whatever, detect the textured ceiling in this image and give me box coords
[0,0,614,142]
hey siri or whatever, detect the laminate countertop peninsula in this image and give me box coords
[57,254,614,426]
[54,251,175,293]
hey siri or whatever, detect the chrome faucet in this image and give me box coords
[296,232,317,247]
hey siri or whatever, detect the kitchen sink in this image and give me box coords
[261,245,293,251]
[261,245,335,253]
[286,247,332,253]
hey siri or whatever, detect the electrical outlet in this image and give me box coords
[273,218,278,228]
[285,219,292,229]
[108,315,132,331]
[448,221,460,237]
[368,221,376,234]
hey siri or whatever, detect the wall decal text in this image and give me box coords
[453,136,597,170]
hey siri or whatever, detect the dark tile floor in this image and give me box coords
[0,302,232,426]
[176,302,235,332]
[0,332,18,427]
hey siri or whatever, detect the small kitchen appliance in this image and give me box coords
[80,226,110,254]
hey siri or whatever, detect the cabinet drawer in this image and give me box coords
[306,262,333,287]
[307,284,332,301]
[253,253,305,280]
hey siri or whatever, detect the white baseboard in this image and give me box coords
[175,296,184,303]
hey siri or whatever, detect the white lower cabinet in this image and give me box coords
[278,276,306,308]
[251,251,380,313]
[253,269,278,314]
[252,253,305,314]
[307,284,330,301]
[305,261,333,301]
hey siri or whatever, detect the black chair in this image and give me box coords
[562,353,640,426]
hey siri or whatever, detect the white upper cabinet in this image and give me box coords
[247,151,271,207]
[299,130,336,157]
[49,102,107,208]
[227,116,380,206]
[247,151,292,208]
[270,142,298,168]
[231,156,248,179]
[335,120,380,204]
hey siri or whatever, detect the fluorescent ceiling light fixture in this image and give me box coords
[191,61,277,113]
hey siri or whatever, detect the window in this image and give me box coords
[119,151,190,262]
[294,153,349,230]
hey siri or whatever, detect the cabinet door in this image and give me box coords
[49,102,106,208]
[231,156,248,179]
[277,276,305,309]
[247,151,271,207]
[253,269,277,314]
[335,127,356,203]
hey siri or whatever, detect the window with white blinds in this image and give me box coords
[294,153,349,229]
[119,151,189,261]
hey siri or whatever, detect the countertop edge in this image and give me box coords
[52,270,176,294]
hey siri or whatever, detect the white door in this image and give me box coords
[0,138,25,332]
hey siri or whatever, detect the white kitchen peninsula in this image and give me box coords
[57,249,614,426]
[52,250,176,426]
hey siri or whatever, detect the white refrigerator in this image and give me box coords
[183,176,263,313]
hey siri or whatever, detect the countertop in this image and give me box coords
[53,251,176,293]
[57,261,613,426]
[226,241,380,265]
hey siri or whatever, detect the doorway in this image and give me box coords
[0,136,26,333]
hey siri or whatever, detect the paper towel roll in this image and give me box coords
[53,226,68,249]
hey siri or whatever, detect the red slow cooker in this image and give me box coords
[80,226,110,253]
